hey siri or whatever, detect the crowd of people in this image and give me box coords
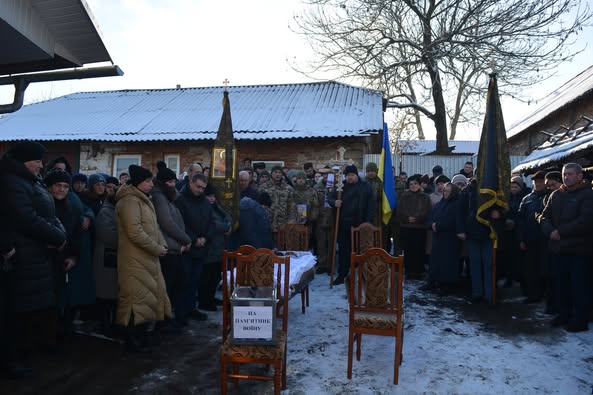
[0,141,591,380]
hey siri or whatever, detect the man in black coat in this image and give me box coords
[0,141,67,377]
[516,170,547,304]
[539,163,593,332]
[175,173,213,322]
[330,165,375,285]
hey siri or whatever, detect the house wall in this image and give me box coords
[508,93,593,155]
[72,136,379,176]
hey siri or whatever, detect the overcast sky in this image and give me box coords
[1,0,592,140]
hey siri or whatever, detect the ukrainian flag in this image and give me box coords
[378,123,396,225]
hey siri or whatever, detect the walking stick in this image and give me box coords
[330,170,343,288]
[492,238,497,305]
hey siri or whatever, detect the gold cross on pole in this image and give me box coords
[223,78,230,92]
[225,177,233,189]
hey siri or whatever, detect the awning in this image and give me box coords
[512,120,593,174]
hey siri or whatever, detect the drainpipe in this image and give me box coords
[0,79,29,114]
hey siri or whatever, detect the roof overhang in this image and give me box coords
[0,0,122,113]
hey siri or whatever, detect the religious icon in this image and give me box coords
[213,148,226,178]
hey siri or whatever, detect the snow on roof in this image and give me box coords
[397,140,479,155]
[507,65,593,138]
[0,81,383,141]
[512,118,593,173]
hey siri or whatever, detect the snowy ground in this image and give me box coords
[278,275,593,395]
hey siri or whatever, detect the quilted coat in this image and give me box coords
[115,184,171,326]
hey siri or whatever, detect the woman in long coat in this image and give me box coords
[425,183,464,292]
[115,165,171,351]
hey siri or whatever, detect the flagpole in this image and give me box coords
[492,238,497,304]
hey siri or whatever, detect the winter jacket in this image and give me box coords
[539,182,593,256]
[238,197,274,249]
[115,184,171,326]
[397,189,432,229]
[330,180,375,226]
[175,185,214,260]
[152,184,191,254]
[93,198,119,300]
[429,193,463,284]
[516,190,546,243]
[0,157,67,312]
[206,202,231,264]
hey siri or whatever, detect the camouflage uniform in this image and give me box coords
[259,179,296,236]
[366,176,383,227]
[313,179,335,272]
[293,183,319,226]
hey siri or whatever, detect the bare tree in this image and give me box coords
[293,0,592,153]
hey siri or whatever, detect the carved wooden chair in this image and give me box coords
[351,222,383,254]
[277,224,310,314]
[347,248,404,384]
[220,248,290,395]
[221,245,257,343]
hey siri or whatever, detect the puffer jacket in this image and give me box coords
[539,181,593,256]
[0,157,67,312]
[115,184,171,326]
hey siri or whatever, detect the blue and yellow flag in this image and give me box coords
[378,123,396,225]
[476,74,510,239]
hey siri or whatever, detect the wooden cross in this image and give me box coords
[223,78,230,92]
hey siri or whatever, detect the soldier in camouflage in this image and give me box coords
[303,162,317,188]
[293,171,319,247]
[259,165,297,241]
[313,166,335,274]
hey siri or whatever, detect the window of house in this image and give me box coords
[113,155,141,177]
[164,154,180,177]
[260,160,285,171]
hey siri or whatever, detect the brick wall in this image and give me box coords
[70,135,379,176]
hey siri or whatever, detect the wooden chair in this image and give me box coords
[351,222,382,254]
[347,248,404,384]
[277,224,310,314]
[220,248,290,395]
[221,245,256,342]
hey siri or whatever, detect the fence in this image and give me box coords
[363,154,526,178]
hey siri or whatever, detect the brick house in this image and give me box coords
[0,81,384,176]
[507,65,593,156]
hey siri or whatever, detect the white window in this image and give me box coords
[164,154,180,177]
[260,160,285,171]
[113,154,141,177]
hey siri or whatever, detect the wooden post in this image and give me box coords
[492,238,497,304]
[329,169,343,288]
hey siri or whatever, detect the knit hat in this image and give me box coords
[432,165,443,175]
[451,174,468,186]
[129,164,153,187]
[7,141,46,163]
[303,162,314,170]
[434,175,450,185]
[511,176,524,188]
[545,171,562,183]
[44,169,72,186]
[271,165,283,173]
[295,170,306,179]
[105,176,119,185]
[88,174,106,189]
[366,162,378,172]
[343,165,358,175]
[531,170,546,180]
[156,160,177,182]
[204,183,217,196]
[72,173,88,185]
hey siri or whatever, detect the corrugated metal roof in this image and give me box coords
[512,120,593,174]
[0,81,383,141]
[397,140,479,155]
[507,65,593,138]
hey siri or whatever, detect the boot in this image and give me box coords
[124,325,151,353]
